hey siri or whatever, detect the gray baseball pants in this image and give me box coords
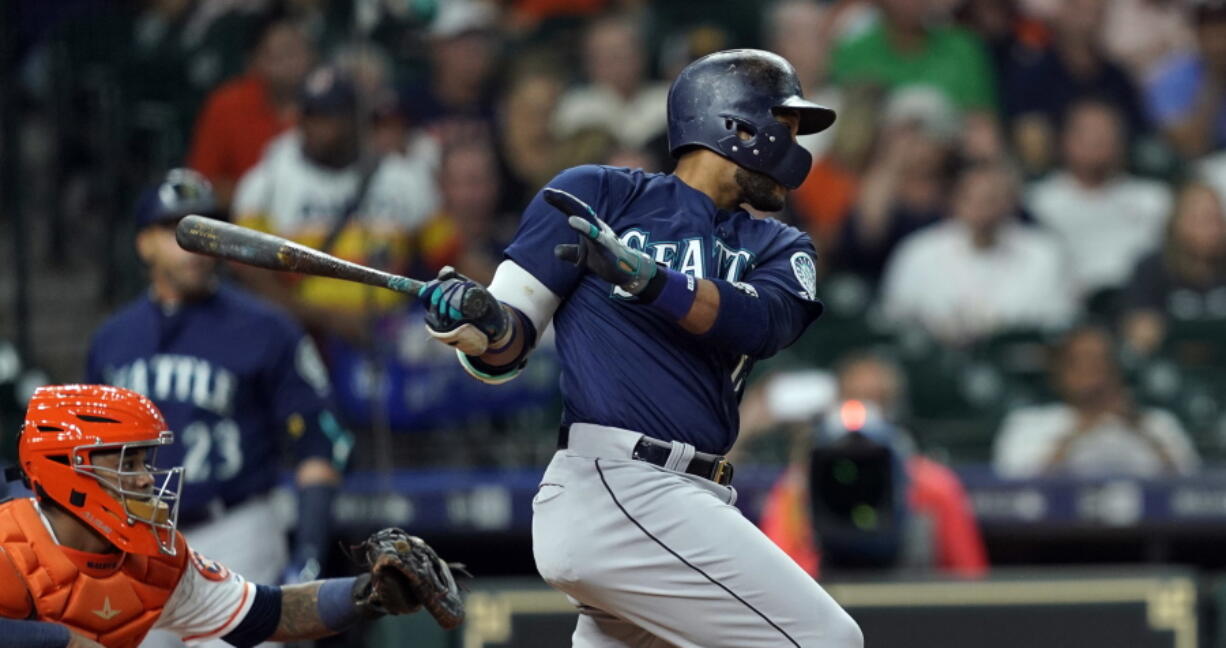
[532,423,863,648]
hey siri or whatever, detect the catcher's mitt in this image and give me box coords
[353,527,468,629]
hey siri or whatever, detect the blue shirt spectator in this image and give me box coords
[1146,54,1226,153]
[1144,2,1226,158]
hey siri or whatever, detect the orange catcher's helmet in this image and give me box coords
[17,384,183,556]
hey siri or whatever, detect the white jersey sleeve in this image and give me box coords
[154,545,258,644]
[454,259,560,385]
[488,259,561,337]
[231,137,284,224]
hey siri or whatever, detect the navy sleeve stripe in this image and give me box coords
[222,584,282,648]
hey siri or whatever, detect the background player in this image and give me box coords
[0,384,438,648]
[84,169,350,648]
[417,49,862,647]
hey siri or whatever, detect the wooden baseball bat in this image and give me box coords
[175,215,492,318]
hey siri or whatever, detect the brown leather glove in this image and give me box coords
[352,528,468,630]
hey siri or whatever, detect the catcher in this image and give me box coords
[0,384,464,648]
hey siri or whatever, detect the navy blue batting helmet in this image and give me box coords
[667,49,836,189]
[134,168,219,229]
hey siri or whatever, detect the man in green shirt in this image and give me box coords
[833,0,997,113]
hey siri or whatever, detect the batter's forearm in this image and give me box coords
[678,279,720,334]
[662,275,814,358]
[269,582,336,642]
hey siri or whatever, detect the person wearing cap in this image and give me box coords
[231,66,440,344]
[1146,0,1226,158]
[85,169,350,648]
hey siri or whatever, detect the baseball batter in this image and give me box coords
[0,385,462,648]
[418,50,863,647]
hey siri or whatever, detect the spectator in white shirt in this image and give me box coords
[1025,99,1172,298]
[880,161,1076,344]
[552,14,669,149]
[993,326,1200,479]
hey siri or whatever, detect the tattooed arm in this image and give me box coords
[268,582,335,642]
[260,575,387,643]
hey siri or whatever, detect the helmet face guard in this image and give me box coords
[70,434,183,556]
[667,49,837,189]
[714,116,815,189]
[18,385,184,557]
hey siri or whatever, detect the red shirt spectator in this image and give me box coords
[188,75,294,207]
[187,19,312,208]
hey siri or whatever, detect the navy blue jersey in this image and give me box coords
[505,165,823,453]
[86,284,348,514]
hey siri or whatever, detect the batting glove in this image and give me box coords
[418,266,509,356]
[545,188,658,295]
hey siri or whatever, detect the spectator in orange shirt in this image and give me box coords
[187,18,314,209]
[750,353,988,576]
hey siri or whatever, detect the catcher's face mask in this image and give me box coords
[18,384,184,557]
[84,440,183,555]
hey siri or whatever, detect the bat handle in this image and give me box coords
[392,270,494,320]
[386,275,424,295]
[461,288,495,321]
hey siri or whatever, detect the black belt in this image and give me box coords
[558,426,735,486]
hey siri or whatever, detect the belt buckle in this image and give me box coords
[711,458,734,485]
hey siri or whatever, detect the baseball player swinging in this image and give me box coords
[417,49,863,647]
[0,385,464,648]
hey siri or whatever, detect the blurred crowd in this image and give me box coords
[6,0,1226,485]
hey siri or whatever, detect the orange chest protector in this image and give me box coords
[0,499,187,648]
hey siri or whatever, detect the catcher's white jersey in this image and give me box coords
[140,497,284,648]
[153,549,255,645]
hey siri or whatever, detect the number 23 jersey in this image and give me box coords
[86,284,346,512]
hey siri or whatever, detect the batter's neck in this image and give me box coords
[673,151,742,211]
